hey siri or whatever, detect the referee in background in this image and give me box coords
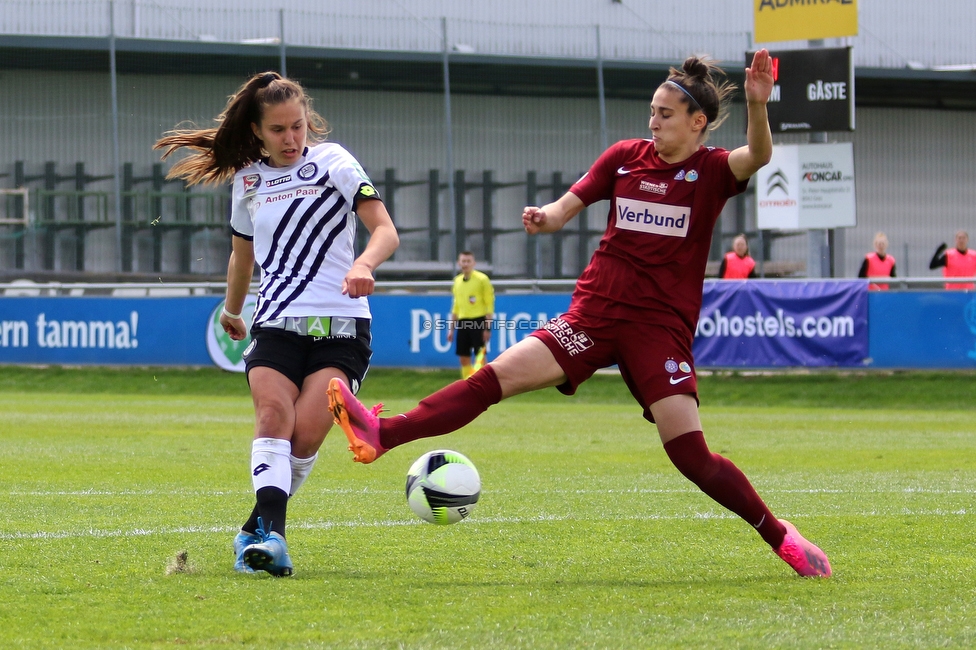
[447,251,495,379]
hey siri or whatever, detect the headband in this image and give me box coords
[666,80,703,113]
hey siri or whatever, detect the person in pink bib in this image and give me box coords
[858,231,896,291]
[718,233,757,279]
[930,230,976,290]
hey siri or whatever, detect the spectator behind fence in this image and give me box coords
[717,233,756,279]
[858,231,896,290]
[929,230,976,290]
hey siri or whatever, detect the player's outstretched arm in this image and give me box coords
[523,192,585,235]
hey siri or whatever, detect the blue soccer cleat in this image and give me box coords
[233,530,261,573]
[242,518,293,577]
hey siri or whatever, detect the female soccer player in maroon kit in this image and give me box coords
[329,50,831,578]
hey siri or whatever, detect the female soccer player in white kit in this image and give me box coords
[155,72,398,576]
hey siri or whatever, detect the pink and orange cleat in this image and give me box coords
[327,378,387,463]
[774,519,832,578]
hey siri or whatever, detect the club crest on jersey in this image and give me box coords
[297,162,317,180]
[266,174,291,187]
[674,170,686,181]
[639,180,668,195]
[242,174,261,196]
[666,358,693,377]
[685,170,699,182]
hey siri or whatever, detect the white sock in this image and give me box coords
[289,453,318,496]
[251,438,292,496]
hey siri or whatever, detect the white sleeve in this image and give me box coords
[229,172,254,239]
[328,146,379,206]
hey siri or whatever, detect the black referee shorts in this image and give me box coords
[454,317,487,357]
[243,320,372,392]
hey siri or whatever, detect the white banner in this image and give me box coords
[756,143,856,230]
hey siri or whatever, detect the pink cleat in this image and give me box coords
[774,519,832,578]
[327,378,387,464]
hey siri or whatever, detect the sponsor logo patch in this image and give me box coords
[615,197,690,238]
[266,174,292,187]
[242,174,261,195]
[639,180,668,195]
[543,318,594,357]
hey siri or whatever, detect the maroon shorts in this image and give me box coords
[529,309,698,423]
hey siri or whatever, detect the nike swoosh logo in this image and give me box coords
[669,375,692,385]
[617,166,630,175]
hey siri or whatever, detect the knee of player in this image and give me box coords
[253,401,296,437]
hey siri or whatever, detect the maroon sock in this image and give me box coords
[663,431,786,548]
[380,365,503,449]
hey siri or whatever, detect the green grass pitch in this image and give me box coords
[1,367,974,648]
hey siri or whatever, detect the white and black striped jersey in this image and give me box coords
[230,142,381,326]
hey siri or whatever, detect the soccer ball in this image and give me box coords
[405,450,481,525]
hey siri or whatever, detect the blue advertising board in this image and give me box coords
[867,291,976,368]
[1,285,973,370]
[0,296,221,365]
[368,293,572,368]
[693,280,869,367]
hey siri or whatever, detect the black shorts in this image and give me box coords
[455,317,487,357]
[243,319,372,392]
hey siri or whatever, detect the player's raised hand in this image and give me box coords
[745,48,774,105]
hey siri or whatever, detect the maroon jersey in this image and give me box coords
[569,139,747,332]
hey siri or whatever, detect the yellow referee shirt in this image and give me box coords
[451,270,495,320]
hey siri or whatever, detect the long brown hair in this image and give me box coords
[153,72,330,186]
[661,55,736,140]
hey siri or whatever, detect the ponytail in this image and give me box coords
[154,72,329,186]
[661,55,736,138]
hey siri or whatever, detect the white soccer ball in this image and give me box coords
[405,450,481,525]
